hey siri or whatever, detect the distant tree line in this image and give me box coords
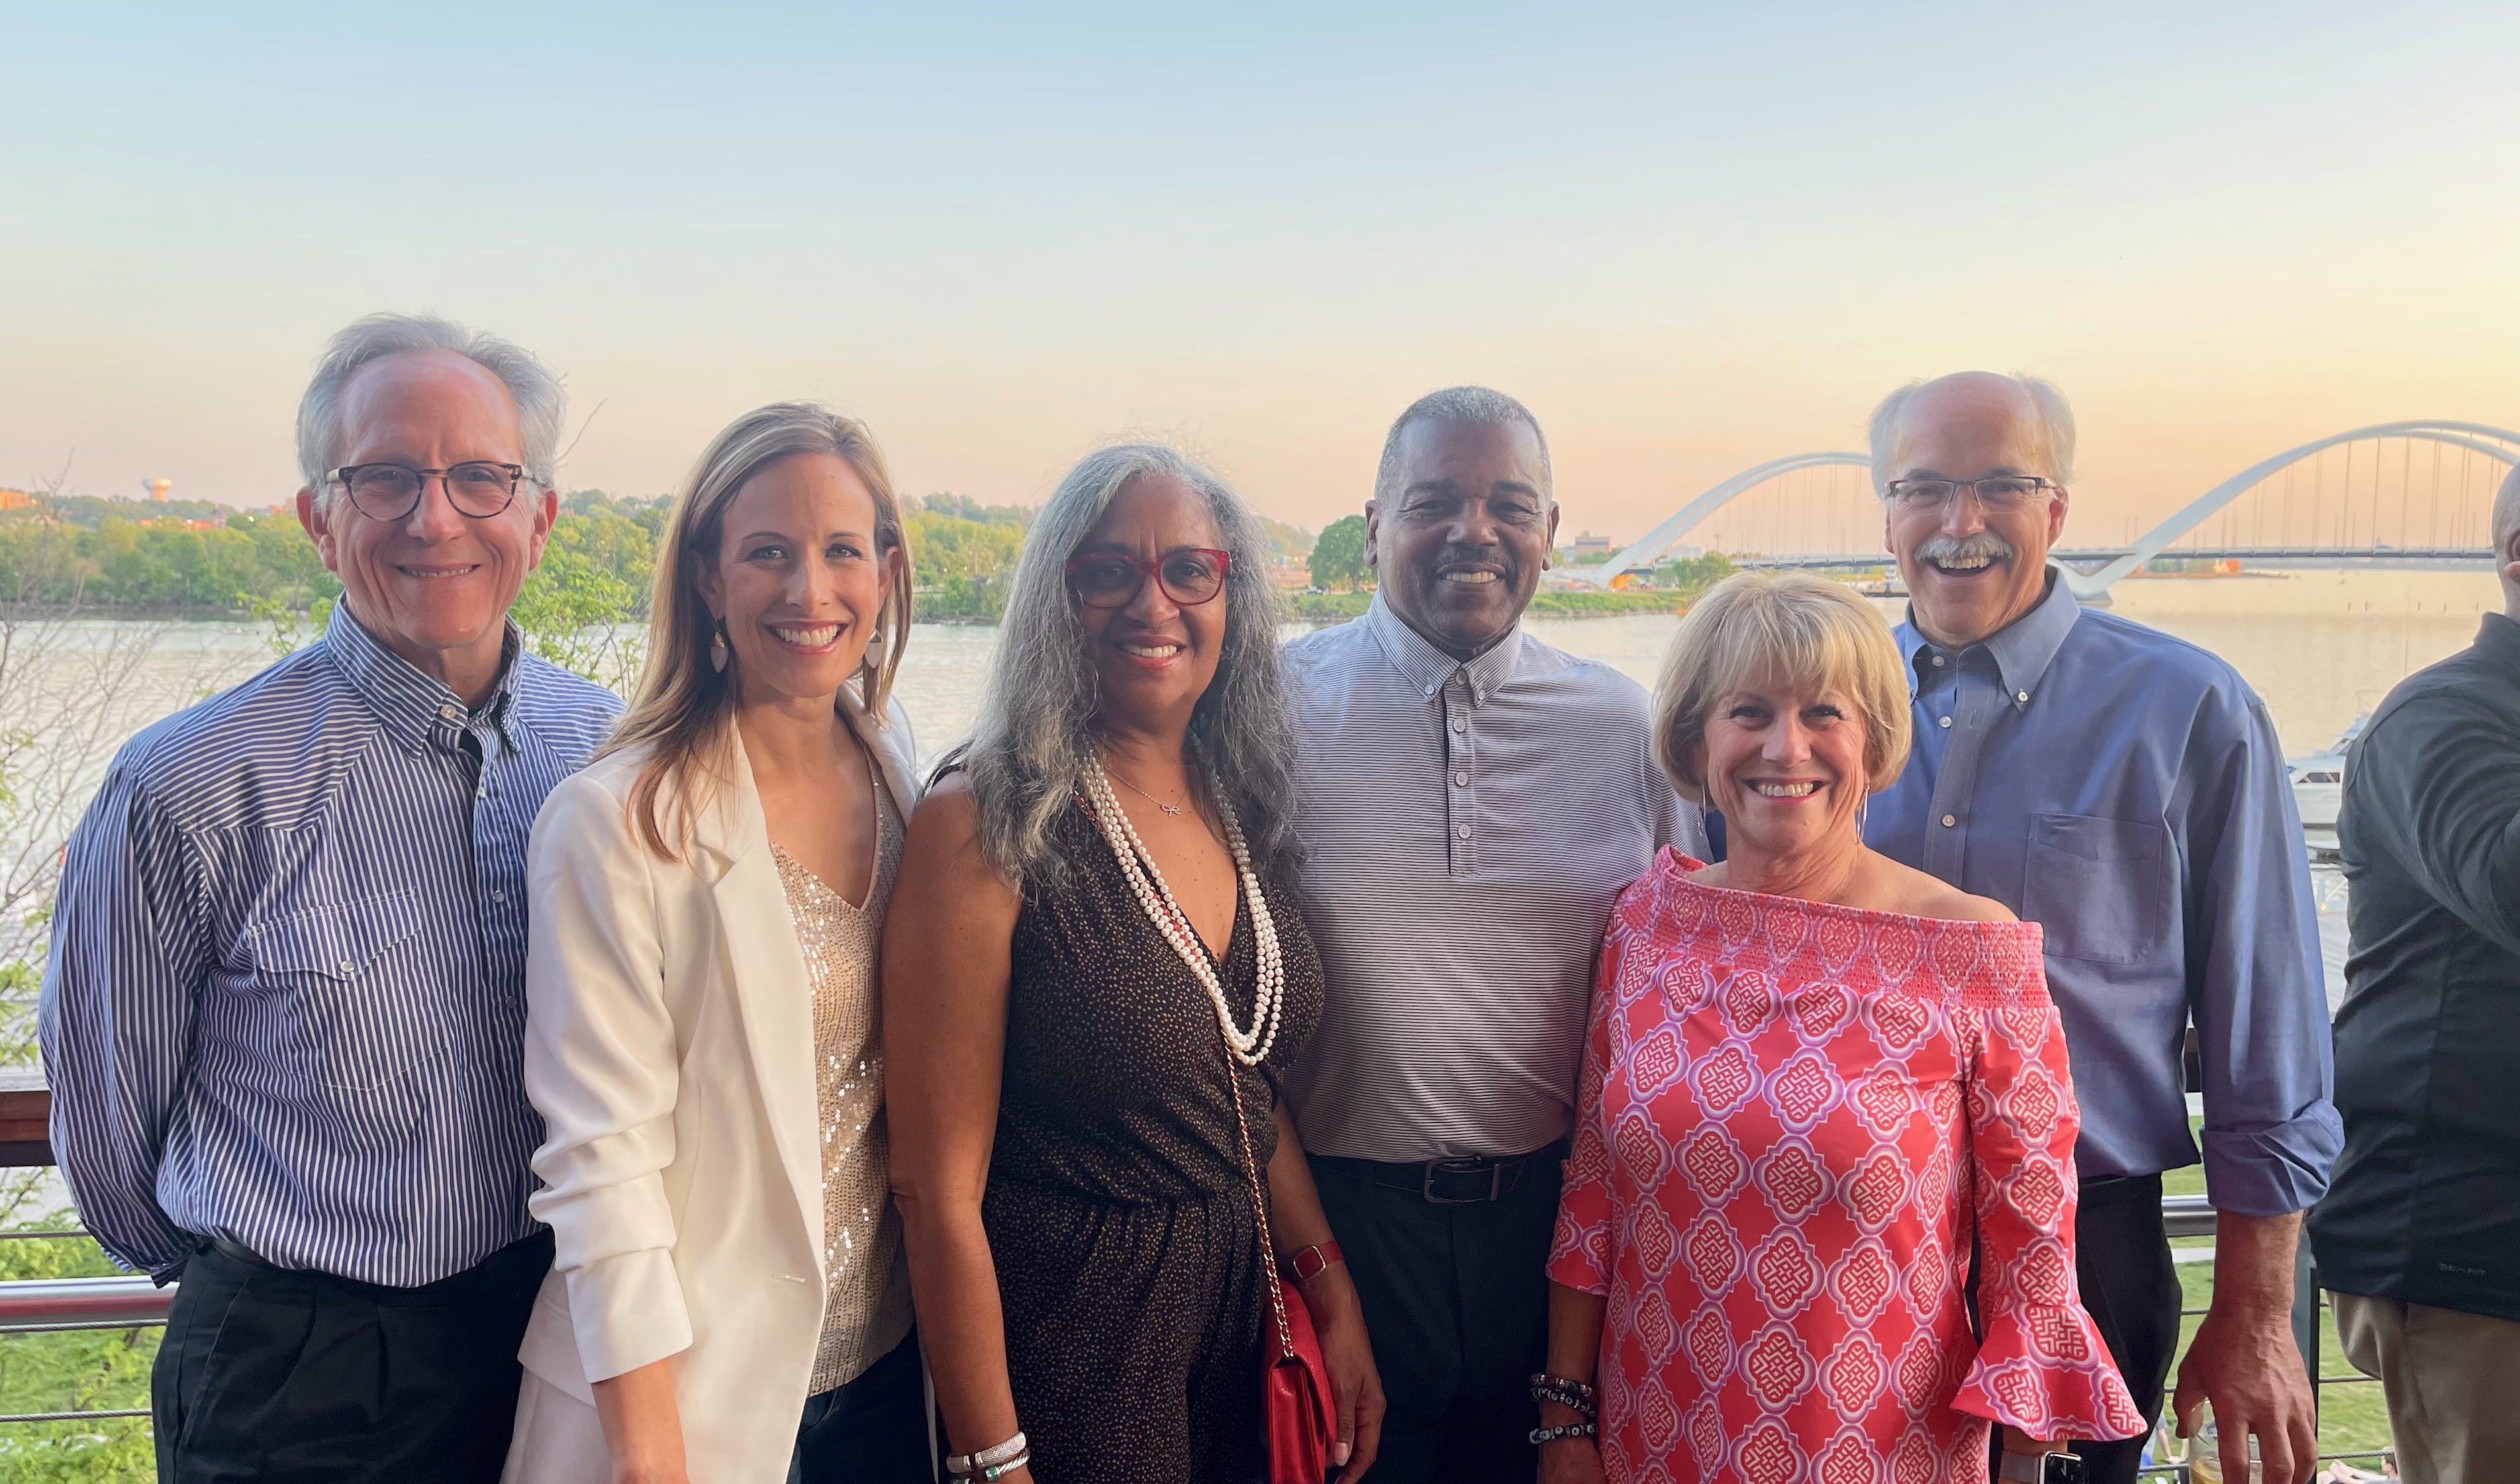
[0,489,1325,633]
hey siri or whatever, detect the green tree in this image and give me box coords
[1308,514,1370,592]
[1649,551,1736,600]
[903,512,1028,620]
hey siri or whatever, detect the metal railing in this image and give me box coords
[0,1084,2407,1472]
[2135,1197,2390,1482]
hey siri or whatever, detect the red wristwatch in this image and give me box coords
[1283,1241,1344,1283]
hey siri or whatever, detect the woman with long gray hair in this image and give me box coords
[885,445,1385,1483]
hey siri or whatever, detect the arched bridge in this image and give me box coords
[1576,420,2520,600]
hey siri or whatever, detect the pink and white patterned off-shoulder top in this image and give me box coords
[1548,851,2145,1484]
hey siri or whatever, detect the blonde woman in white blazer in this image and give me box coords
[504,404,928,1484]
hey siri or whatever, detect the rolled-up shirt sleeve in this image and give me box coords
[38,771,210,1278]
[2187,694,2343,1216]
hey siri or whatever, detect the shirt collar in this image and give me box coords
[2477,612,2520,671]
[1900,566,2079,708]
[321,602,523,753]
[1363,591,1525,706]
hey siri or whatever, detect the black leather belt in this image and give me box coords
[205,1234,266,1266]
[1316,1140,1569,1205]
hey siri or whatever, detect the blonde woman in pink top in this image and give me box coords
[1537,573,2143,1484]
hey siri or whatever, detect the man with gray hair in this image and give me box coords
[1863,372,2340,1484]
[40,314,621,1481]
[2309,461,2520,1482]
[1281,387,1705,1481]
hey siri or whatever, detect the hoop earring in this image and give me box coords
[1854,787,1871,843]
[709,618,730,674]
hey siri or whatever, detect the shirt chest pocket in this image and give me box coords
[2019,813,2176,966]
[246,893,436,1091]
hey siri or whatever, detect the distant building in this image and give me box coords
[0,489,31,512]
[1570,531,1613,557]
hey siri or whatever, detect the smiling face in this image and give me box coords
[298,349,556,696]
[1367,418,1559,659]
[1074,472,1229,735]
[1882,377,2070,649]
[1696,676,1872,863]
[697,451,895,710]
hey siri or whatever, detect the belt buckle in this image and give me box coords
[1422,1157,1504,1205]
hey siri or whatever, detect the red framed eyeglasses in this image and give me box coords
[1065,548,1232,609]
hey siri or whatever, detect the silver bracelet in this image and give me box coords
[947,1430,1028,1477]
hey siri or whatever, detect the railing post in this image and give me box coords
[2293,1232,2320,1416]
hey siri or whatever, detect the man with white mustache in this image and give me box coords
[1279,387,1706,1483]
[1863,372,2340,1484]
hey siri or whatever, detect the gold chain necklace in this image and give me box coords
[1101,758,1191,817]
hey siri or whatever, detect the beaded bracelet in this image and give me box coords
[1528,1372,1599,1416]
[1528,1421,1599,1446]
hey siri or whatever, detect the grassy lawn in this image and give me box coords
[2160,1135,2392,1468]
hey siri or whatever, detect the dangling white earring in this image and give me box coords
[1855,787,1871,843]
[709,619,730,674]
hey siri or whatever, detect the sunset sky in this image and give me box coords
[6,1,2518,544]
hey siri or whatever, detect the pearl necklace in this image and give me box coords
[1081,756,1286,1067]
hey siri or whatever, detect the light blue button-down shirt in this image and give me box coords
[1866,573,2341,1216]
[40,607,620,1283]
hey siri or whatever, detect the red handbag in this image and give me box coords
[1224,1056,1336,1483]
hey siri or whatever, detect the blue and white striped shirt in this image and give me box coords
[39,607,621,1284]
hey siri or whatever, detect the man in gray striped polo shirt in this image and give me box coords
[1282,387,1706,1483]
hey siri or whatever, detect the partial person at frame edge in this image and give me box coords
[1539,571,2143,1484]
[502,404,929,1484]
[2309,461,2520,1484]
[39,314,622,1483]
[1863,372,2341,1484]
[885,444,1383,1483]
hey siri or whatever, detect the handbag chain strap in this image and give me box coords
[1222,1037,1298,1363]
[1081,786,1299,1362]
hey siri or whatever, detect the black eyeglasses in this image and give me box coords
[1884,476,2059,514]
[1065,548,1232,609]
[328,462,526,521]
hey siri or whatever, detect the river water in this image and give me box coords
[887,570,2503,761]
[883,569,2503,1011]
[32,569,2503,1009]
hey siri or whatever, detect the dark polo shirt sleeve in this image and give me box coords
[2311,614,2520,1322]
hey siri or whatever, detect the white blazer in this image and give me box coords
[503,693,922,1484]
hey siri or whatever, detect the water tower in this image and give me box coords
[144,478,173,503]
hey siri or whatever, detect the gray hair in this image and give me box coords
[2496,461,2520,558]
[1372,385,1553,506]
[1868,373,2076,495]
[957,443,1298,886]
[296,312,567,500]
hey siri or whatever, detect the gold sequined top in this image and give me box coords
[771,767,913,1397]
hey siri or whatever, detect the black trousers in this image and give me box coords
[1306,1150,1561,1484]
[1984,1176,2180,1484]
[791,1332,931,1484]
[152,1229,552,1484]
[2065,1176,2182,1484]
